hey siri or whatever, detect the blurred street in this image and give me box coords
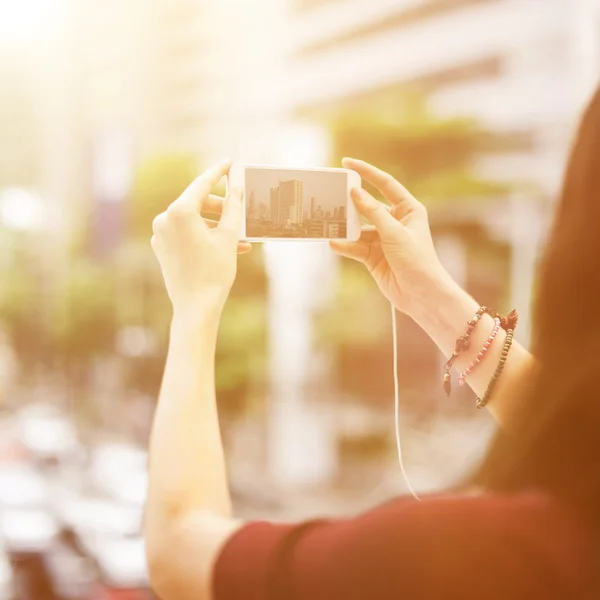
[0,401,151,599]
[0,393,497,599]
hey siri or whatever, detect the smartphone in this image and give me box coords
[227,164,361,241]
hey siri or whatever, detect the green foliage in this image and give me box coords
[112,241,171,334]
[409,170,511,202]
[50,258,117,364]
[216,295,267,392]
[330,89,513,202]
[129,154,199,239]
[316,260,389,347]
[0,258,41,368]
[215,249,268,410]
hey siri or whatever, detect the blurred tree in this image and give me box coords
[0,145,267,431]
[129,154,199,240]
[50,258,117,373]
[0,241,44,373]
[112,247,269,416]
[216,291,267,414]
[330,89,514,203]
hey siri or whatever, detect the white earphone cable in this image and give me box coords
[391,302,420,500]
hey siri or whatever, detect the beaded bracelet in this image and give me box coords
[458,318,501,386]
[443,307,518,397]
[443,306,494,396]
[476,328,515,409]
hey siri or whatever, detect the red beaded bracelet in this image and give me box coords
[443,307,488,396]
[443,306,518,397]
[458,317,501,386]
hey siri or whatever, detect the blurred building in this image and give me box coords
[70,0,205,160]
[4,0,600,237]
[279,0,600,346]
[2,0,600,497]
[67,0,291,162]
[286,0,600,195]
[0,1,80,235]
[0,58,38,190]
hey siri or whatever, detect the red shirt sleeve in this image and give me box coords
[213,492,593,600]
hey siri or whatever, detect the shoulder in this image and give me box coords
[213,492,595,600]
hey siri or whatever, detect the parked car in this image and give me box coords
[15,405,82,469]
[0,464,49,510]
[56,495,142,539]
[0,415,29,467]
[0,508,60,600]
[43,528,97,600]
[84,537,155,600]
[87,443,148,506]
[49,492,149,598]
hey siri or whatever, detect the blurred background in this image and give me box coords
[1,0,599,597]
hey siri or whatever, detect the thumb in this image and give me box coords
[219,187,244,234]
[352,188,400,241]
[329,239,369,263]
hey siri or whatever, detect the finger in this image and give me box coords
[329,239,369,263]
[358,227,381,241]
[237,242,253,255]
[351,188,400,240]
[342,158,421,217]
[204,216,249,244]
[218,187,244,234]
[171,158,232,213]
[202,194,226,215]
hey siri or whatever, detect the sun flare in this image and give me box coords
[0,0,62,46]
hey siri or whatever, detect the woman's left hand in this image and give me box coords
[151,159,250,317]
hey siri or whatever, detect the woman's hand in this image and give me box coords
[330,158,451,318]
[151,159,251,318]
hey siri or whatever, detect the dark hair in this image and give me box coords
[473,85,600,532]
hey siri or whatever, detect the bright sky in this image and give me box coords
[245,168,347,215]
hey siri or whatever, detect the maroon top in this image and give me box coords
[213,492,596,599]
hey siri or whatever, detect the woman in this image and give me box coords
[144,87,600,600]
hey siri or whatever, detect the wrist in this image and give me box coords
[406,266,460,315]
[171,304,222,341]
[408,270,479,356]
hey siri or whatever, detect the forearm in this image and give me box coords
[410,271,535,426]
[146,311,231,542]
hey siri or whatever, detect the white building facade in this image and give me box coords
[286,0,600,195]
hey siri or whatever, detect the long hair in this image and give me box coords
[472,85,600,532]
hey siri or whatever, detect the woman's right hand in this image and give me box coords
[330,158,452,318]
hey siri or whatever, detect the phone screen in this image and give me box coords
[244,167,348,239]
